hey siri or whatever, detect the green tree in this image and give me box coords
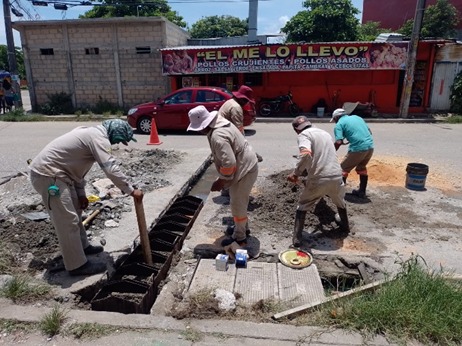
[0,45,25,78]
[450,70,462,114]
[398,0,459,38]
[189,15,248,39]
[281,0,360,42]
[358,21,391,41]
[80,0,186,28]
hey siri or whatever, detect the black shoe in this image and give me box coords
[68,260,106,276]
[221,237,247,247]
[256,153,263,162]
[351,189,366,198]
[84,244,104,255]
[225,225,251,237]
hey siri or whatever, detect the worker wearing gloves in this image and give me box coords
[331,108,374,198]
[288,116,349,248]
[188,105,258,247]
[29,119,143,276]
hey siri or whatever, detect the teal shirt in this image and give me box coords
[334,115,374,152]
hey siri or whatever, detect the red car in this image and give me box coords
[127,87,256,134]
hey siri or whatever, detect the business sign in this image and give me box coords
[161,42,409,75]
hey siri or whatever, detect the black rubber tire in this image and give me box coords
[137,116,152,134]
[289,104,300,116]
[259,103,272,117]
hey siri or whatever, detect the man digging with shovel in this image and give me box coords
[288,116,349,248]
[29,119,143,276]
[187,105,258,257]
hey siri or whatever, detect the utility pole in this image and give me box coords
[399,0,426,118]
[2,0,23,107]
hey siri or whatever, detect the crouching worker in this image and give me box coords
[187,105,258,248]
[287,116,349,248]
[29,119,143,276]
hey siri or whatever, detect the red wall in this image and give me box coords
[170,41,438,115]
[362,0,462,30]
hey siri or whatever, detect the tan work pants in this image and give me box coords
[298,177,346,212]
[341,149,374,176]
[30,172,89,271]
[229,164,258,241]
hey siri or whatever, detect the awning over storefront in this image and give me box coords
[160,42,410,75]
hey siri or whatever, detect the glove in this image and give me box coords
[287,173,299,184]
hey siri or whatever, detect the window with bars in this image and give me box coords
[85,47,100,55]
[40,48,54,55]
[136,47,151,54]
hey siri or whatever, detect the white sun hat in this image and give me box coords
[330,108,346,122]
[187,105,218,131]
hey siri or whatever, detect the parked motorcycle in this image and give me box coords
[258,91,300,117]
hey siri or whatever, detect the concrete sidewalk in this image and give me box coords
[20,89,442,124]
[0,298,399,345]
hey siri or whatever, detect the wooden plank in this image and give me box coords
[272,279,388,320]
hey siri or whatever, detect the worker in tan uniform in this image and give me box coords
[218,85,263,162]
[29,119,143,276]
[188,105,258,247]
[288,116,349,248]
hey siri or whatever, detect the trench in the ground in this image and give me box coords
[76,164,384,314]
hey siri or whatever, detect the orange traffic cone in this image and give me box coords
[147,118,162,145]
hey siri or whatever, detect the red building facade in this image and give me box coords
[161,40,442,115]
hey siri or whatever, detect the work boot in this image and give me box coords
[292,210,307,248]
[225,224,251,237]
[68,260,106,276]
[221,237,248,247]
[84,244,104,255]
[335,207,350,233]
[352,175,368,198]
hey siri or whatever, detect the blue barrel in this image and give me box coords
[405,163,429,191]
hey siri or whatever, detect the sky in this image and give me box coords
[1,0,364,46]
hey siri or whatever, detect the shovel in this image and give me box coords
[134,198,153,266]
[82,200,116,227]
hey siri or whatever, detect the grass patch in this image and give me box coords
[0,319,37,334]
[66,322,118,340]
[305,256,462,345]
[181,326,203,342]
[0,275,51,303]
[39,305,68,337]
[0,109,45,121]
[444,115,462,123]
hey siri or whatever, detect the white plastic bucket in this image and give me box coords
[316,107,325,117]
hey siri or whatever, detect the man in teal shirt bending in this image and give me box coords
[331,108,374,198]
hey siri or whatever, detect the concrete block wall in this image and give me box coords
[165,21,190,47]
[14,18,190,112]
[21,26,70,106]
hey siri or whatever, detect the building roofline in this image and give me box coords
[12,16,168,28]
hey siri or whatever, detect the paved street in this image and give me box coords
[1,120,461,183]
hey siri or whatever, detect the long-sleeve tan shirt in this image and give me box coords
[30,125,134,197]
[207,116,257,187]
[295,127,342,182]
[218,98,244,133]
